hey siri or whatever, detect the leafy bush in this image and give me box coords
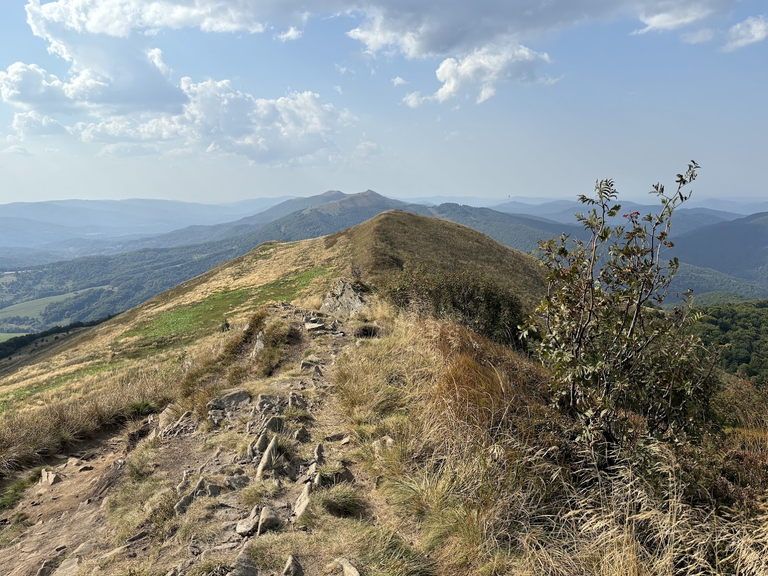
[523,162,720,446]
[382,264,524,348]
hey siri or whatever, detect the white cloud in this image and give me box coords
[98,142,160,156]
[403,43,550,106]
[276,26,303,42]
[335,64,353,75]
[681,28,716,44]
[2,144,32,155]
[723,16,768,51]
[391,76,408,87]
[11,111,69,140]
[334,85,343,95]
[634,4,717,34]
[402,92,425,108]
[146,48,171,78]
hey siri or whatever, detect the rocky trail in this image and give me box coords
[1,292,379,576]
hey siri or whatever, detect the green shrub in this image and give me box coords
[523,162,721,446]
[382,265,524,348]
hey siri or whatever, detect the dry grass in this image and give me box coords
[333,302,768,576]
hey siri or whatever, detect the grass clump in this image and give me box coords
[0,467,42,511]
[315,484,367,518]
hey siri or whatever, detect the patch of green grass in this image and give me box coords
[119,267,331,350]
[0,467,42,511]
[120,288,254,344]
[0,361,125,414]
[0,290,98,321]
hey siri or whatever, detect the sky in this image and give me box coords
[0,0,766,204]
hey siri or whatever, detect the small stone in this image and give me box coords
[207,483,222,497]
[225,475,250,491]
[264,416,284,433]
[294,426,311,443]
[255,433,270,453]
[314,443,325,464]
[174,492,195,516]
[78,465,94,472]
[226,549,259,576]
[255,436,278,481]
[208,410,226,427]
[39,469,62,486]
[235,505,260,537]
[328,558,361,576]
[293,484,312,521]
[288,392,307,410]
[325,432,346,442]
[282,555,304,576]
[257,506,283,535]
[340,436,351,446]
[54,545,67,552]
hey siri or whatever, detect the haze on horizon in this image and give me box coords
[0,0,766,204]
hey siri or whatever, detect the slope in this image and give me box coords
[672,212,768,286]
[2,211,768,576]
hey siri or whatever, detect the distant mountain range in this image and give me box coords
[1,190,768,333]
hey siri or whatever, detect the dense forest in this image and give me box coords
[693,300,768,386]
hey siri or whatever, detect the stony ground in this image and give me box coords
[0,301,375,576]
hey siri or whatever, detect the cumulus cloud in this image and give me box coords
[2,144,32,155]
[3,0,758,160]
[403,43,550,106]
[11,111,70,139]
[723,16,768,51]
[276,26,303,42]
[74,80,351,163]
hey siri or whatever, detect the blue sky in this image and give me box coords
[0,0,766,203]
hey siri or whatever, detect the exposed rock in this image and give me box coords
[325,432,347,442]
[39,469,62,486]
[208,410,227,427]
[294,426,311,443]
[255,394,278,413]
[282,555,304,576]
[327,558,361,576]
[255,436,278,480]
[314,443,325,464]
[320,279,366,318]
[208,389,252,412]
[264,416,284,433]
[236,505,261,537]
[35,558,61,576]
[257,506,283,535]
[51,557,81,576]
[255,433,270,453]
[251,330,265,359]
[157,404,177,430]
[126,530,148,543]
[288,392,307,410]
[304,322,326,332]
[162,411,196,438]
[173,492,195,516]
[226,475,250,491]
[226,549,259,576]
[293,484,312,521]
